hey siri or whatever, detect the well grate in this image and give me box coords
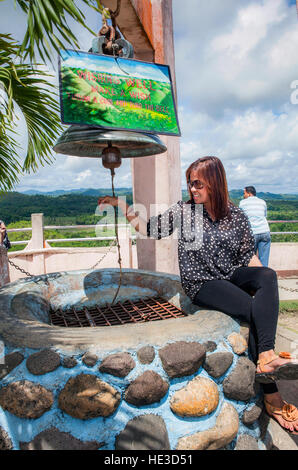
[50,296,188,328]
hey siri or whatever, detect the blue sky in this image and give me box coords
[1,0,298,194]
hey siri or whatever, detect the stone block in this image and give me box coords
[0,380,53,419]
[159,341,205,378]
[176,402,239,450]
[58,374,121,419]
[170,376,219,417]
[223,357,259,401]
[115,414,170,450]
[125,371,168,406]
[26,349,60,375]
[99,352,135,377]
[203,352,233,378]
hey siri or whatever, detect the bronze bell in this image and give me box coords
[53,125,167,171]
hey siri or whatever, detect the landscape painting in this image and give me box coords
[59,49,181,136]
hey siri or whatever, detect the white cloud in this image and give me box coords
[0,0,297,194]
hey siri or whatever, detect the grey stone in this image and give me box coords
[137,346,155,364]
[26,349,60,375]
[159,341,206,378]
[202,341,217,353]
[0,426,13,450]
[115,414,170,450]
[203,352,234,378]
[235,434,259,450]
[99,352,135,377]
[58,373,121,419]
[19,427,105,450]
[62,356,77,368]
[125,371,169,406]
[0,351,24,379]
[242,403,263,426]
[0,380,53,419]
[82,352,98,367]
[223,357,259,401]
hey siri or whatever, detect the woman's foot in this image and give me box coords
[256,350,298,383]
[264,392,298,434]
[257,351,296,374]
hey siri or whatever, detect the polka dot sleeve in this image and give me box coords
[147,202,181,240]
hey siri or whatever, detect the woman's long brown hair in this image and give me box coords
[185,156,231,220]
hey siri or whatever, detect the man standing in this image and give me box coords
[239,186,271,266]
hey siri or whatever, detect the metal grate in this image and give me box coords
[49,296,188,328]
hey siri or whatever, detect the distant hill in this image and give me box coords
[22,188,132,197]
[228,190,298,201]
[21,188,298,200]
[0,189,297,225]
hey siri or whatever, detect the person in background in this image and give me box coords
[0,220,11,249]
[239,186,271,267]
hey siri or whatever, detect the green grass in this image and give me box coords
[279,300,298,315]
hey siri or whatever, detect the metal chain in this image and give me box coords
[7,258,49,284]
[89,237,117,270]
[8,258,35,278]
[279,284,298,293]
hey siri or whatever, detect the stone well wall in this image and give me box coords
[0,334,266,451]
[0,269,268,451]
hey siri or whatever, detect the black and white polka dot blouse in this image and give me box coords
[147,200,255,301]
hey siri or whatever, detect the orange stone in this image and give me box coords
[170,376,219,417]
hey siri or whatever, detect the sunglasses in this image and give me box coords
[188,179,206,190]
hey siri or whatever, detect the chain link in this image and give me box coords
[279,284,298,293]
[89,237,117,270]
[8,258,35,278]
[7,237,119,278]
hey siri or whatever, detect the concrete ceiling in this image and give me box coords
[100,0,155,61]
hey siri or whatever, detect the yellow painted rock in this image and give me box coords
[170,376,219,417]
[227,332,248,355]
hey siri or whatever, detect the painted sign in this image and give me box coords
[58,49,180,136]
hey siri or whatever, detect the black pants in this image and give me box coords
[194,266,279,394]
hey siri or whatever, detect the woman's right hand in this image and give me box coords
[98,196,119,210]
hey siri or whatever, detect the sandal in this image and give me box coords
[255,351,298,384]
[264,399,298,435]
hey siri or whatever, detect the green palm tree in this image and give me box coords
[0,0,105,191]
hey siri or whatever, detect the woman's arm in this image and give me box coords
[248,254,263,267]
[98,196,148,236]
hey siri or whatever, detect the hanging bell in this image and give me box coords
[53,125,167,170]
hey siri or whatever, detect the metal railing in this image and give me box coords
[6,218,298,248]
[7,222,136,248]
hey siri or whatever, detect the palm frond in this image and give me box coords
[16,0,101,64]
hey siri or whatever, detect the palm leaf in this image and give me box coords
[0,37,63,189]
[15,0,101,64]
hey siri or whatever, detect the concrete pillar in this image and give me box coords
[130,0,181,275]
[100,0,181,274]
[0,246,10,286]
[25,213,44,251]
[25,213,46,275]
[118,225,133,268]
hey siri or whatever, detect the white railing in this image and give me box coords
[7,217,136,249]
[6,214,298,248]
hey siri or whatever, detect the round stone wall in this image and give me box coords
[0,269,267,450]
